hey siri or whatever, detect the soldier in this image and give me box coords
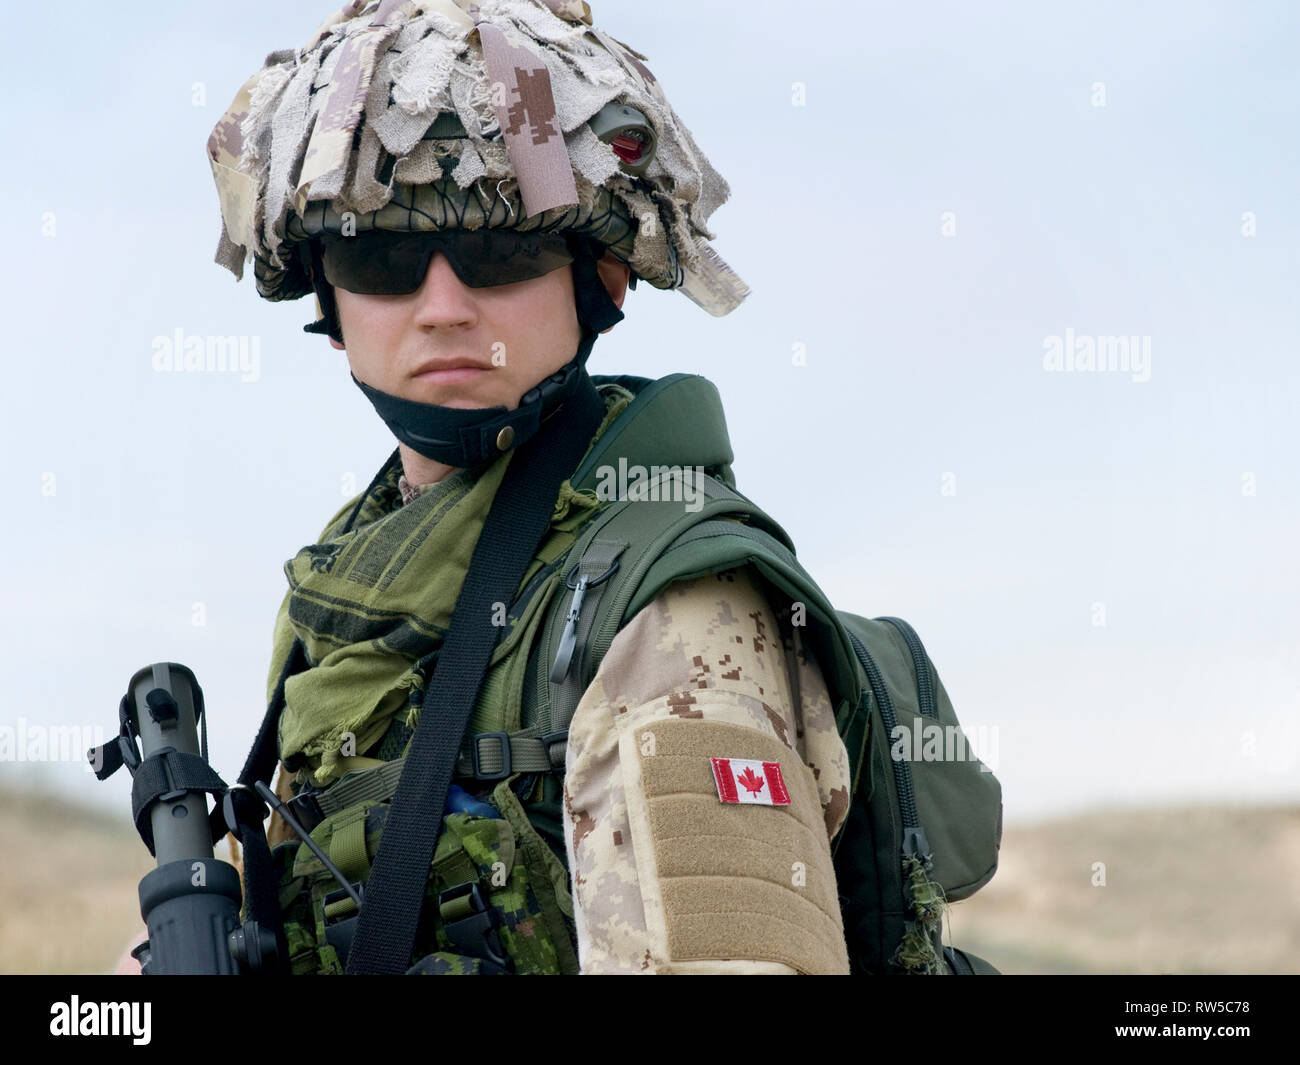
[194,0,854,974]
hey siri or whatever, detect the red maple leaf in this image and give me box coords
[737,766,766,796]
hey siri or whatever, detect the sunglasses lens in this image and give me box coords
[320,230,574,294]
[321,233,433,294]
[449,230,575,286]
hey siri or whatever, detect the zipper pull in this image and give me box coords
[549,573,590,683]
[902,826,934,871]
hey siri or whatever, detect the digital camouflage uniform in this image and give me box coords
[563,564,852,974]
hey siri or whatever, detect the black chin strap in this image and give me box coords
[351,328,599,468]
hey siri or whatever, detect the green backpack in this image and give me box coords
[507,372,1005,974]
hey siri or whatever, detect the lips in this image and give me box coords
[412,358,492,376]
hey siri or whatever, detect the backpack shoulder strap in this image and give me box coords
[524,471,864,769]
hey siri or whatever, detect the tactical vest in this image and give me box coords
[267,373,1003,975]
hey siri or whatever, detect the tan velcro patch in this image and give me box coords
[621,717,850,974]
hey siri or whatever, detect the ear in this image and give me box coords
[317,293,346,349]
[594,251,631,334]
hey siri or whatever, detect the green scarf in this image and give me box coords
[269,385,632,787]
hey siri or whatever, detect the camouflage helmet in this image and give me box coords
[207,0,749,328]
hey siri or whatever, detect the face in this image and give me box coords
[329,243,629,412]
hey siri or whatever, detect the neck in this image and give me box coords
[399,442,459,488]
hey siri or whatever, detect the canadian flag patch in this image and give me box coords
[710,757,791,805]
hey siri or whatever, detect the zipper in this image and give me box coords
[549,574,590,684]
[877,616,937,719]
[548,544,625,684]
[531,571,566,731]
[846,627,932,867]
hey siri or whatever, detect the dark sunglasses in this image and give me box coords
[319,229,575,295]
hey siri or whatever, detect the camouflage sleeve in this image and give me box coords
[562,564,853,974]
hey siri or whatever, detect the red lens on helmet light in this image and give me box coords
[610,135,644,163]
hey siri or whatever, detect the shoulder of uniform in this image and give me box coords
[644,562,797,631]
[591,560,813,700]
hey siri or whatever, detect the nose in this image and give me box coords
[411,249,478,329]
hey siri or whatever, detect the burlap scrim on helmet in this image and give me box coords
[207,0,747,316]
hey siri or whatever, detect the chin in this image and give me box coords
[439,395,498,410]
[410,384,502,410]
[405,366,508,409]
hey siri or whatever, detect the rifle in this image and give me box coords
[90,661,359,974]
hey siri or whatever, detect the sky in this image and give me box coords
[1,0,1296,829]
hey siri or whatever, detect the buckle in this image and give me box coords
[539,729,568,770]
[323,882,364,923]
[322,882,365,969]
[117,732,141,773]
[470,731,512,781]
[437,882,509,970]
[286,790,325,834]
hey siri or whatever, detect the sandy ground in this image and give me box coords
[2,785,1295,974]
[0,787,156,974]
[946,803,1300,974]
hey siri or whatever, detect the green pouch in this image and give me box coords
[277,783,578,975]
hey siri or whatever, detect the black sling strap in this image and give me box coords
[343,370,606,973]
[226,625,312,975]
